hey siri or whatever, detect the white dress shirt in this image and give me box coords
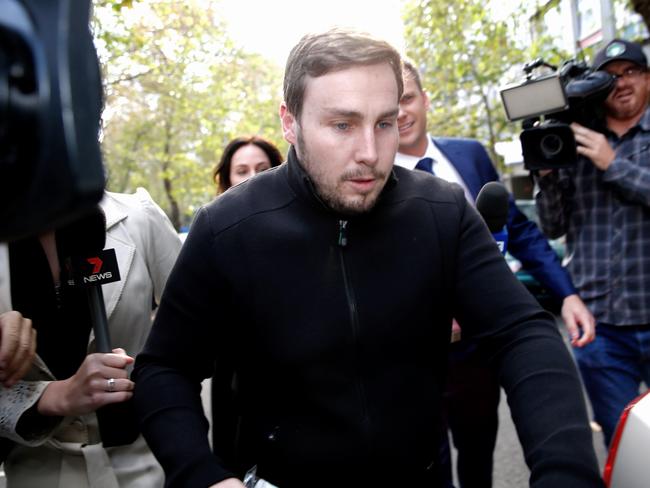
[395,136,475,203]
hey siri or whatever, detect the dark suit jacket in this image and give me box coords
[435,136,576,300]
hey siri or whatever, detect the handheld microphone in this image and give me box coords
[476,182,510,254]
[59,208,119,353]
[59,207,138,447]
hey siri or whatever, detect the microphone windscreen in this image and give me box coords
[476,182,510,233]
[56,205,106,258]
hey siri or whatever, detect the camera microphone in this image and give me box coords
[476,182,509,254]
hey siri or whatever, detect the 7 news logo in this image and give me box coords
[69,249,120,287]
[84,256,113,283]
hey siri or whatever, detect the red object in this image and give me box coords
[603,390,650,486]
[87,256,103,274]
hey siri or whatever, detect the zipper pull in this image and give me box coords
[338,220,348,247]
[54,282,63,310]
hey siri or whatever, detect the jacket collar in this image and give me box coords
[100,193,128,230]
[285,145,399,216]
[286,145,325,210]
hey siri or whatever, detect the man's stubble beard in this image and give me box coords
[605,83,649,122]
[295,128,388,216]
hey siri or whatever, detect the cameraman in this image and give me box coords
[535,38,650,448]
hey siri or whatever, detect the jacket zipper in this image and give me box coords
[337,220,371,435]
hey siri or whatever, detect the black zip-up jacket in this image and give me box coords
[134,149,604,488]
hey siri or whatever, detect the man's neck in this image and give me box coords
[398,135,428,157]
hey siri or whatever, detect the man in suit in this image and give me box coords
[395,61,596,488]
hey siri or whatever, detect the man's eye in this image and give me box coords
[335,122,349,130]
[378,121,393,129]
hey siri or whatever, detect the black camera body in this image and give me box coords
[500,59,616,171]
[0,0,105,241]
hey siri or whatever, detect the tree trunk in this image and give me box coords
[162,164,180,230]
[470,61,502,170]
[632,0,650,32]
[162,120,181,230]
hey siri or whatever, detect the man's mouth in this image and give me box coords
[346,176,377,192]
[614,89,633,101]
[398,121,414,133]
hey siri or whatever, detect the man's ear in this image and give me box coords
[280,102,297,145]
[423,90,431,111]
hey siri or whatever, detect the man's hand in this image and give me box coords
[37,348,134,416]
[209,479,246,488]
[0,311,37,387]
[561,294,596,348]
[571,123,616,170]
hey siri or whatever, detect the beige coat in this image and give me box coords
[0,189,182,488]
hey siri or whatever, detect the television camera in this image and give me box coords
[500,58,616,171]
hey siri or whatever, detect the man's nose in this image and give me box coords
[355,129,378,165]
[614,74,631,88]
[398,104,407,121]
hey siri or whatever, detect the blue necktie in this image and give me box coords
[415,157,435,174]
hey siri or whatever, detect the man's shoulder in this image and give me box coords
[433,137,495,182]
[392,165,465,205]
[202,165,293,234]
[433,136,485,151]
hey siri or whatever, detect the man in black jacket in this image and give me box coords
[133,29,604,488]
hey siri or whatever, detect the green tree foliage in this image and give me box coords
[95,0,135,11]
[402,0,525,167]
[402,0,569,170]
[93,1,285,229]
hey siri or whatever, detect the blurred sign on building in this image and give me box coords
[530,0,647,56]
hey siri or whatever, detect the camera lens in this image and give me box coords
[540,134,564,158]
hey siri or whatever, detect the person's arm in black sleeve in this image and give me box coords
[133,207,237,487]
[449,190,604,488]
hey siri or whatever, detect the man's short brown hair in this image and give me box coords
[283,28,404,120]
[402,59,424,92]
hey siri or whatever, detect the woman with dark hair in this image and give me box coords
[212,136,283,194]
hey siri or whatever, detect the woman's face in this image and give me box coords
[229,144,272,188]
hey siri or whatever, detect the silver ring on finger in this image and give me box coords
[107,378,116,392]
